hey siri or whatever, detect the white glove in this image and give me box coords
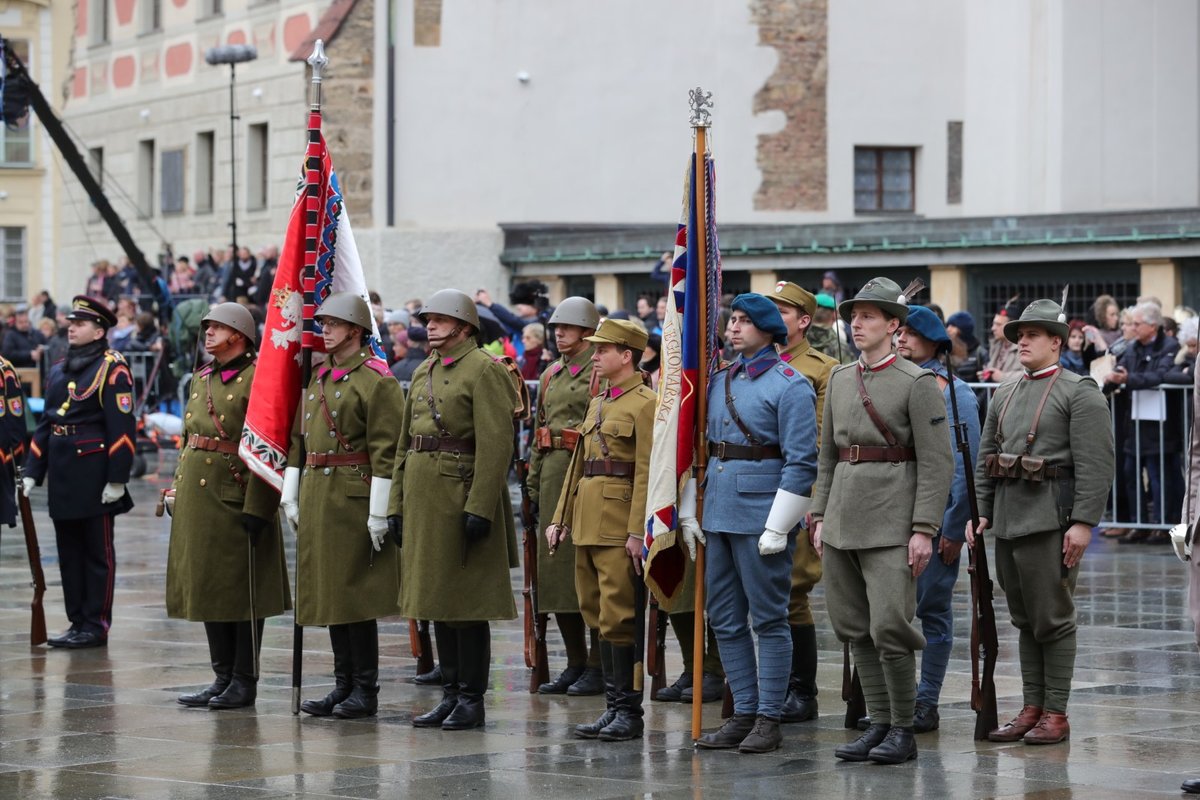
[281,466,301,529]
[368,477,393,552]
[678,478,705,561]
[759,489,812,556]
[101,482,125,504]
[1170,522,1193,563]
[20,477,34,498]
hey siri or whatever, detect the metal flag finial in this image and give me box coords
[689,86,713,128]
[307,39,328,80]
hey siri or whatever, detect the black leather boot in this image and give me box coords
[566,666,604,696]
[180,622,236,707]
[738,715,783,754]
[209,619,262,710]
[867,725,917,764]
[574,641,616,739]
[781,624,819,723]
[413,622,459,727]
[334,620,380,719]
[835,723,891,761]
[538,665,584,695]
[301,624,353,717]
[412,664,442,686]
[443,622,489,730]
[654,671,692,702]
[598,644,644,741]
[680,671,725,704]
[695,713,756,749]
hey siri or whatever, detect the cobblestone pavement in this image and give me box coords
[1,451,1199,798]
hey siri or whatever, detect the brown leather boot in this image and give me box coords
[987,705,1043,742]
[1023,711,1070,744]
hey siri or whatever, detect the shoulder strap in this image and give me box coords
[724,364,760,445]
[318,375,356,454]
[994,370,1061,453]
[593,394,611,458]
[854,366,899,447]
[424,362,453,437]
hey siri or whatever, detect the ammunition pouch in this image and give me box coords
[535,426,580,453]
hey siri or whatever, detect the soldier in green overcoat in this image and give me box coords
[166,303,291,710]
[280,292,404,720]
[388,288,518,731]
[528,297,603,695]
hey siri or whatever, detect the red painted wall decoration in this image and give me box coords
[282,13,312,56]
[228,29,247,46]
[114,0,135,26]
[172,0,188,7]
[112,55,136,89]
[75,1,87,37]
[72,68,87,98]
[164,42,193,78]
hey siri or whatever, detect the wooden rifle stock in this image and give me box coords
[16,473,47,646]
[409,619,433,675]
[841,642,866,728]
[515,457,548,692]
[647,598,667,697]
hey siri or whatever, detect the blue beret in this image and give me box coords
[904,305,950,348]
[731,293,788,345]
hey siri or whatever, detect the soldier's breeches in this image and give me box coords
[668,613,724,677]
[574,545,637,646]
[1018,628,1045,708]
[703,531,793,717]
[53,514,116,636]
[823,544,925,658]
[851,641,890,724]
[915,542,961,705]
[555,612,588,668]
[1042,634,1076,713]
[787,532,823,626]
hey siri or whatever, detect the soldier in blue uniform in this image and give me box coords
[23,296,136,649]
[682,293,819,754]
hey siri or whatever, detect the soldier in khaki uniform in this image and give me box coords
[281,292,404,720]
[769,280,837,723]
[971,298,1114,745]
[528,297,603,696]
[547,319,656,741]
[810,278,954,765]
[166,303,291,709]
[389,289,518,731]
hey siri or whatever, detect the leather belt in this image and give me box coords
[707,441,782,461]
[187,433,238,454]
[410,434,475,454]
[306,452,370,467]
[51,424,104,436]
[582,459,635,478]
[838,445,917,464]
[1042,465,1072,479]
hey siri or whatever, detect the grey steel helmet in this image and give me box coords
[315,291,373,331]
[419,289,480,329]
[202,302,257,346]
[548,296,600,331]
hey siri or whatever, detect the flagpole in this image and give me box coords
[291,39,328,716]
[689,87,713,742]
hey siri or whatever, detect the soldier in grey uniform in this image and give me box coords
[971,297,1114,745]
[810,278,954,765]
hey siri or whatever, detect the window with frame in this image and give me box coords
[140,0,162,34]
[201,0,224,18]
[161,148,185,215]
[90,0,110,45]
[1,39,33,167]
[138,139,155,218]
[1,227,26,301]
[854,146,915,213]
[195,131,214,213]
[246,122,269,210]
[87,147,104,222]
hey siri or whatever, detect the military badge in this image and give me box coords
[7,397,21,416]
[116,393,133,414]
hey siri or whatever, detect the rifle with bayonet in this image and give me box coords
[516,455,549,692]
[944,351,998,740]
[16,467,47,646]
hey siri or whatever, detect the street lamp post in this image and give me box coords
[204,44,257,256]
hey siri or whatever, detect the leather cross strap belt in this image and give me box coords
[838,445,917,463]
[707,441,783,461]
[187,433,238,454]
[582,459,635,478]
[410,434,475,454]
[306,452,371,467]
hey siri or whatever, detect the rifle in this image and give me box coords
[16,468,47,646]
[515,456,549,693]
[944,351,998,740]
[646,598,667,697]
[841,643,866,729]
[409,619,433,676]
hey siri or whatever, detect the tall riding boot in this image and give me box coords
[413,621,459,727]
[301,624,354,716]
[443,622,490,730]
[599,644,644,741]
[781,624,819,723]
[179,622,236,707]
[574,641,616,739]
[334,620,380,719]
[210,619,263,709]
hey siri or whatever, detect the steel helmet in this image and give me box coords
[202,302,257,345]
[419,289,480,329]
[315,291,373,331]
[548,296,600,331]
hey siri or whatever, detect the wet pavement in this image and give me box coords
[2,450,1199,798]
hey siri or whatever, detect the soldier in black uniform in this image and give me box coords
[0,355,29,529]
[23,296,136,649]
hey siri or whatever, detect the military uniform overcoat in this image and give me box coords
[290,348,404,626]
[391,338,518,622]
[528,346,594,613]
[166,351,291,621]
[0,356,28,527]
